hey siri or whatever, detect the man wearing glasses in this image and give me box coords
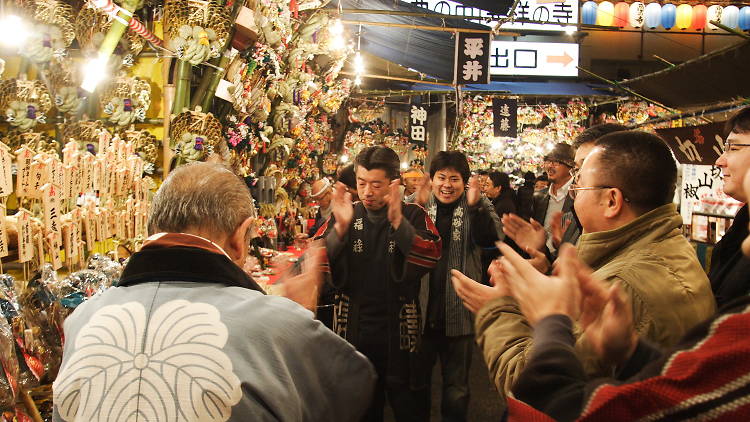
[454,130,715,395]
[710,106,750,307]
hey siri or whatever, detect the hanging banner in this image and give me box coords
[493,98,518,137]
[455,32,491,84]
[409,102,428,149]
[656,122,725,165]
[680,164,742,222]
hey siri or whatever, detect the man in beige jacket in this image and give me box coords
[452,131,716,394]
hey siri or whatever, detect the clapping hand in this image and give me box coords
[501,214,547,253]
[550,211,572,249]
[331,182,353,240]
[497,243,581,326]
[451,262,511,313]
[414,173,432,206]
[467,175,481,207]
[277,241,325,312]
[386,179,403,230]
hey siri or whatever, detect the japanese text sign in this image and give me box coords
[656,122,725,165]
[455,32,491,84]
[493,98,517,138]
[490,41,579,77]
[410,103,428,147]
[411,0,578,31]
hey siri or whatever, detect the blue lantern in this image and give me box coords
[722,5,740,29]
[661,3,677,29]
[739,6,750,31]
[645,3,662,29]
[582,1,598,25]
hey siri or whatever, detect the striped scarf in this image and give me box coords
[427,193,475,336]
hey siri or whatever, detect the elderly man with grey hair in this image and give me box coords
[52,162,376,422]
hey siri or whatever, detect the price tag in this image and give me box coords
[48,232,63,270]
[0,205,8,258]
[29,159,48,200]
[41,183,63,236]
[84,210,95,249]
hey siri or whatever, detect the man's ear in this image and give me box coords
[602,188,626,219]
[226,217,255,262]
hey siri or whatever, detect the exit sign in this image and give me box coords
[490,41,579,77]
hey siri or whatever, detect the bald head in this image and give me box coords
[148,162,255,239]
[311,178,333,209]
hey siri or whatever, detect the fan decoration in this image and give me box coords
[61,120,108,155]
[120,127,159,175]
[164,0,231,65]
[75,5,145,67]
[15,0,76,64]
[46,59,85,114]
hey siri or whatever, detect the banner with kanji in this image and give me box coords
[410,102,428,149]
[493,98,517,137]
[656,122,725,165]
[455,32,491,85]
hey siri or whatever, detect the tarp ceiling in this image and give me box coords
[393,81,619,97]
[621,40,750,109]
[330,0,490,80]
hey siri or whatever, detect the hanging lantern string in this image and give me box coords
[91,0,163,46]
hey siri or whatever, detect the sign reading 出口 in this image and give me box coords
[655,122,726,166]
[489,41,579,77]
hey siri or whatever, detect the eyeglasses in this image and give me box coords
[568,185,631,202]
[723,141,750,153]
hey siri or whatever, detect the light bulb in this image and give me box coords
[564,26,577,35]
[80,56,109,93]
[340,154,349,163]
[0,15,29,48]
[354,75,362,86]
[491,140,503,150]
[400,162,408,170]
[330,19,344,36]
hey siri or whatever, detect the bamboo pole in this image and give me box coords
[172,61,191,114]
[163,58,175,177]
[19,389,43,422]
[339,71,454,86]
[340,19,492,33]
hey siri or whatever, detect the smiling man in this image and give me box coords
[462,131,715,395]
[314,146,441,422]
[534,143,575,252]
[411,151,501,422]
[710,106,750,307]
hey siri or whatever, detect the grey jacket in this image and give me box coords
[52,242,376,422]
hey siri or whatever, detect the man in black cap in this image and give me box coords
[533,143,575,252]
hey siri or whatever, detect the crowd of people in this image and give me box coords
[51,106,750,422]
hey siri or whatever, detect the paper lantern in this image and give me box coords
[597,1,615,26]
[722,5,740,29]
[707,5,723,30]
[661,3,677,29]
[614,2,630,27]
[644,3,661,29]
[739,6,750,31]
[692,5,707,30]
[676,4,693,30]
[629,2,646,28]
[582,1,598,25]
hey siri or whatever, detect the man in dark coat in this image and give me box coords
[710,106,750,307]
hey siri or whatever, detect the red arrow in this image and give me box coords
[546,52,574,67]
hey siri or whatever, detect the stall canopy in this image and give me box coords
[391,81,619,97]
[330,0,491,81]
[621,40,750,109]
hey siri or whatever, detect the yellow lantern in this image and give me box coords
[597,1,616,26]
[676,4,693,29]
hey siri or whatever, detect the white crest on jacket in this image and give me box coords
[53,300,242,421]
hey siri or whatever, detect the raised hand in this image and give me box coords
[497,243,581,325]
[451,267,509,313]
[331,182,353,240]
[501,213,547,252]
[387,179,403,230]
[467,175,481,207]
[414,173,432,206]
[277,241,325,312]
[550,211,573,249]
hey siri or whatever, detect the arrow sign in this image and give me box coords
[546,52,574,66]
